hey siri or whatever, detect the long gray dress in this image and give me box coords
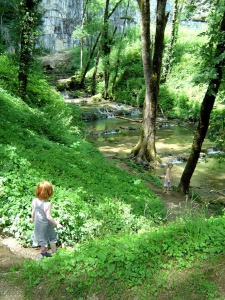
[31,198,57,246]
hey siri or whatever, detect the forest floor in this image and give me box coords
[0,158,224,300]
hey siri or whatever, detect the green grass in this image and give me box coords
[13,215,225,299]
[1,24,225,299]
[0,81,166,246]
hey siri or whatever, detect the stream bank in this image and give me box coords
[65,96,225,205]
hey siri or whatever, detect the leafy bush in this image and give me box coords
[19,214,225,299]
[0,54,18,95]
[0,87,166,245]
[208,92,225,149]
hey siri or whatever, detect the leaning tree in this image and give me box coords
[179,1,225,194]
[131,0,169,165]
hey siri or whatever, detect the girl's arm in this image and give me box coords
[46,203,63,228]
[31,199,35,222]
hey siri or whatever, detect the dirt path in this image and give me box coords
[114,159,210,220]
[0,235,40,300]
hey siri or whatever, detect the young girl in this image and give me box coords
[163,163,173,194]
[31,181,63,258]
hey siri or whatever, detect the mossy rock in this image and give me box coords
[91,93,102,102]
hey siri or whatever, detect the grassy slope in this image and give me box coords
[1,87,225,299]
[0,86,165,245]
[1,26,225,298]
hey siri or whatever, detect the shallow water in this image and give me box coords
[86,116,225,202]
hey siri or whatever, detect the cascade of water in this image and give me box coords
[95,108,115,118]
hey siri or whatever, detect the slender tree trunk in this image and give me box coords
[80,0,88,69]
[91,43,101,95]
[111,0,131,96]
[18,0,35,100]
[18,28,30,100]
[102,0,122,98]
[18,0,42,101]
[80,32,101,87]
[102,0,110,99]
[179,11,225,194]
[161,0,179,82]
[132,0,168,164]
[103,25,117,99]
[80,0,122,90]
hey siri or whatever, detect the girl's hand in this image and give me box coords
[57,223,63,229]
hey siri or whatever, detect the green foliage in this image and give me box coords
[15,0,43,55]
[159,27,206,120]
[0,54,19,95]
[109,33,144,105]
[196,1,225,85]
[208,102,225,148]
[0,67,166,246]
[82,26,212,121]
[126,160,163,188]
[1,11,225,299]
[18,214,225,299]
[89,26,145,105]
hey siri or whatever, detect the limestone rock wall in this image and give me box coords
[40,0,175,53]
[40,0,81,52]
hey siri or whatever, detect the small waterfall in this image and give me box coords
[95,108,115,118]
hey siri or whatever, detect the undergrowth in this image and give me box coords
[0,77,166,246]
[16,214,225,299]
[1,23,225,300]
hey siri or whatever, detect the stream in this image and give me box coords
[66,97,225,203]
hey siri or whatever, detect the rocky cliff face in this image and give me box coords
[40,0,175,53]
[38,0,205,53]
[40,0,81,52]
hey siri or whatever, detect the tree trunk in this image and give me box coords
[18,32,29,100]
[179,10,225,194]
[80,32,101,87]
[161,0,179,83]
[103,26,117,98]
[80,0,88,69]
[80,0,122,90]
[132,0,168,164]
[111,0,131,96]
[18,0,42,100]
[91,43,101,95]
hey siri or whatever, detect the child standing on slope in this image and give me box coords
[31,181,63,258]
[163,163,173,194]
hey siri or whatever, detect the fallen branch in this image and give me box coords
[116,116,142,123]
[116,116,196,132]
[167,120,196,133]
[210,190,225,197]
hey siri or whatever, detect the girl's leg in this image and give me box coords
[40,245,47,254]
[50,242,57,254]
[163,185,167,193]
[40,245,52,258]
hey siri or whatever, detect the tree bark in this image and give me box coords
[91,43,101,95]
[80,32,102,87]
[80,0,89,69]
[132,0,168,164]
[161,0,179,82]
[111,0,131,96]
[18,0,42,100]
[179,10,225,194]
[80,0,122,89]
[102,0,121,99]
